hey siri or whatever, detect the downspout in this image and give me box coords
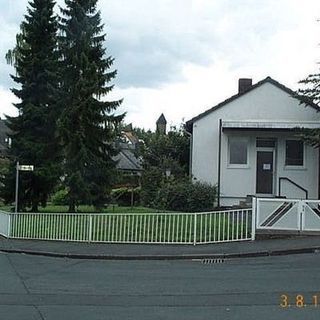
[189,133,193,177]
[184,129,193,177]
[217,119,222,208]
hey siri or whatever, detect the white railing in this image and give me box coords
[3,209,254,245]
[0,210,10,237]
[194,209,253,244]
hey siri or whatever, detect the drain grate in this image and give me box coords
[201,258,225,264]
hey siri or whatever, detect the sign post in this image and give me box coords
[14,163,34,213]
[14,162,19,213]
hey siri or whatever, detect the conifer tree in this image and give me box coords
[1,0,61,211]
[59,0,123,211]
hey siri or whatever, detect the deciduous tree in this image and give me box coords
[297,72,320,147]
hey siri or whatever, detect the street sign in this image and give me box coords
[19,165,34,171]
[15,162,35,213]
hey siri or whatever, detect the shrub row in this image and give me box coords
[51,174,216,213]
[153,180,216,212]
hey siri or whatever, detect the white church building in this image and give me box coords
[186,77,320,207]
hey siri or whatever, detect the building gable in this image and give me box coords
[186,77,320,131]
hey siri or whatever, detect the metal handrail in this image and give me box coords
[278,177,308,199]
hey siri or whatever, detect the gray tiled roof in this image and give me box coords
[113,143,143,172]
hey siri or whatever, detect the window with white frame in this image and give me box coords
[228,137,248,166]
[285,140,304,166]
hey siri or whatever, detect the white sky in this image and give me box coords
[0,0,320,130]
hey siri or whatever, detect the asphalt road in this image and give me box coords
[0,252,320,320]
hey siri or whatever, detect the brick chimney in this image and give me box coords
[238,78,252,94]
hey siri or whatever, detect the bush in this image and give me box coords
[51,188,68,205]
[154,180,216,212]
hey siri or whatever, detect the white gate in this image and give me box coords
[255,198,320,232]
[303,200,320,231]
[0,210,10,237]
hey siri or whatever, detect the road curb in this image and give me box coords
[0,246,320,260]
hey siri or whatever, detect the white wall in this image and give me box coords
[276,137,318,199]
[220,132,255,201]
[220,132,318,203]
[191,81,320,205]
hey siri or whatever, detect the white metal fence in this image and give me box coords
[255,198,320,232]
[1,209,254,245]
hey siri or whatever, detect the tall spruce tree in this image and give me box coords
[1,0,61,211]
[59,0,123,211]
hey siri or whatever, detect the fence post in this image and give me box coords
[298,200,304,232]
[251,197,256,241]
[7,213,11,238]
[88,214,93,242]
[193,213,197,246]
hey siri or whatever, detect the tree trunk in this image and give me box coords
[31,204,38,212]
[69,200,76,213]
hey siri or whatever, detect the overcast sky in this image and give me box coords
[0,0,320,130]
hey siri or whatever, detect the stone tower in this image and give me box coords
[156,113,167,134]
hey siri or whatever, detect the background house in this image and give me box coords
[0,119,142,181]
[113,124,143,190]
[186,77,320,207]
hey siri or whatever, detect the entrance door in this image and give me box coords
[256,151,274,194]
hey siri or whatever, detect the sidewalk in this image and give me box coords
[0,235,320,260]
